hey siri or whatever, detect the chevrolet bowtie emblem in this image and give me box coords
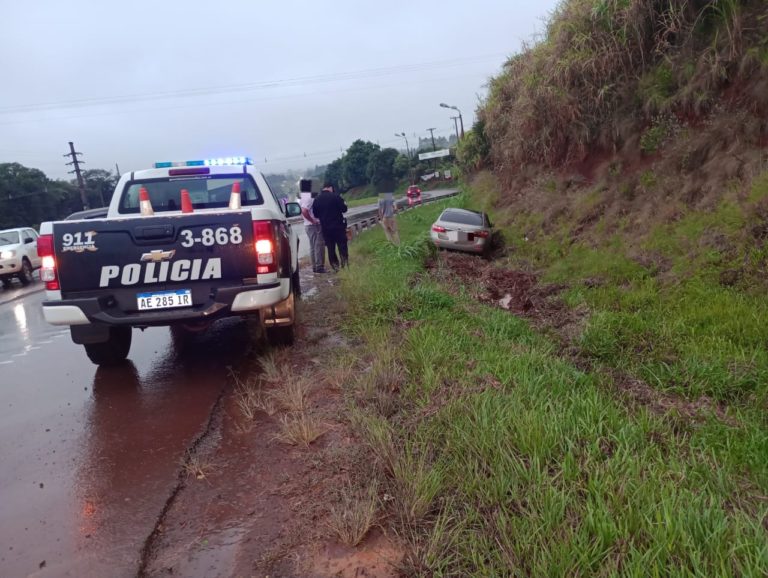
[141,249,176,262]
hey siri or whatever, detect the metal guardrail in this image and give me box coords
[289,190,460,237]
[345,191,459,238]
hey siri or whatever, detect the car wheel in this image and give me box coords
[1,278,11,289]
[83,327,132,366]
[18,259,32,286]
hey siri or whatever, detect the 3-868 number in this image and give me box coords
[179,226,243,248]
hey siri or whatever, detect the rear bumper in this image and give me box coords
[430,234,486,254]
[42,279,290,327]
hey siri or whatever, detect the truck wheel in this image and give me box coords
[18,259,32,286]
[83,327,132,366]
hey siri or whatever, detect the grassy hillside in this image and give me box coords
[336,201,767,575]
[480,0,768,176]
[326,1,768,575]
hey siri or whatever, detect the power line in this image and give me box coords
[0,54,505,116]
[0,70,488,127]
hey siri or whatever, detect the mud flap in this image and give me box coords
[260,290,295,327]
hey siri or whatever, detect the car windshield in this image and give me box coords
[119,175,264,214]
[441,210,484,226]
[0,231,20,245]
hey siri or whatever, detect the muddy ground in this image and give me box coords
[427,251,736,426]
[139,268,401,578]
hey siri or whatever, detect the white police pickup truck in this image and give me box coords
[38,157,301,365]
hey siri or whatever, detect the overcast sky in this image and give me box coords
[0,0,560,179]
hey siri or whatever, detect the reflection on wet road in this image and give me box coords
[0,292,253,577]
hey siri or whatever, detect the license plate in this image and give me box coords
[137,289,192,311]
[447,231,459,241]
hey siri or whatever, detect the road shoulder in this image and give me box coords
[140,266,401,578]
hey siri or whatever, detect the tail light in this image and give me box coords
[432,225,446,233]
[473,230,490,238]
[37,234,59,290]
[253,221,277,274]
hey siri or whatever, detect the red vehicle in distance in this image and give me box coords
[406,185,422,207]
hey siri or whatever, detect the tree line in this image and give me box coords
[0,163,117,230]
[322,138,455,194]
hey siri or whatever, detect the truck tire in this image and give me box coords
[83,327,132,366]
[18,259,32,286]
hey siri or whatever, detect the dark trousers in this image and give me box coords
[322,226,348,269]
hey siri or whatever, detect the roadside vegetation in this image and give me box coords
[324,2,768,573]
[335,196,767,575]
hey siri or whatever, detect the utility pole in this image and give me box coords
[450,116,460,143]
[426,128,437,151]
[115,163,121,177]
[426,128,438,173]
[64,141,88,210]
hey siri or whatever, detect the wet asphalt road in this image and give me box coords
[0,189,457,577]
[0,289,253,577]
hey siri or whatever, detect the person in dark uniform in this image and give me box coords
[311,182,348,271]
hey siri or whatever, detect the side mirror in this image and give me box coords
[285,202,302,218]
[24,237,34,244]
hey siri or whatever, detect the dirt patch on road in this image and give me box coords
[141,268,401,578]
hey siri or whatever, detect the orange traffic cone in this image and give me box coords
[229,182,241,209]
[139,186,154,216]
[180,189,194,213]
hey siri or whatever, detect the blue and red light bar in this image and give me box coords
[154,157,253,169]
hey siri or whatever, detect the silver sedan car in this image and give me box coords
[430,208,492,254]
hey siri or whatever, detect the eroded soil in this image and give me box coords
[140,268,401,578]
[428,251,737,426]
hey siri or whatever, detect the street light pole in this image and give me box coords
[395,132,411,158]
[440,103,465,138]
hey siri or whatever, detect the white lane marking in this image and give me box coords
[29,346,41,351]
[0,360,14,365]
[12,352,27,358]
[38,340,53,344]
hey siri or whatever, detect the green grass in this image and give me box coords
[337,198,768,576]
[345,194,380,208]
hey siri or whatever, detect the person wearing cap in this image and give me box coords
[378,191,400,245]
[311,182,349,271]
[299,182,326,274]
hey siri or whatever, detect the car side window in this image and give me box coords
[262,179,284,212]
